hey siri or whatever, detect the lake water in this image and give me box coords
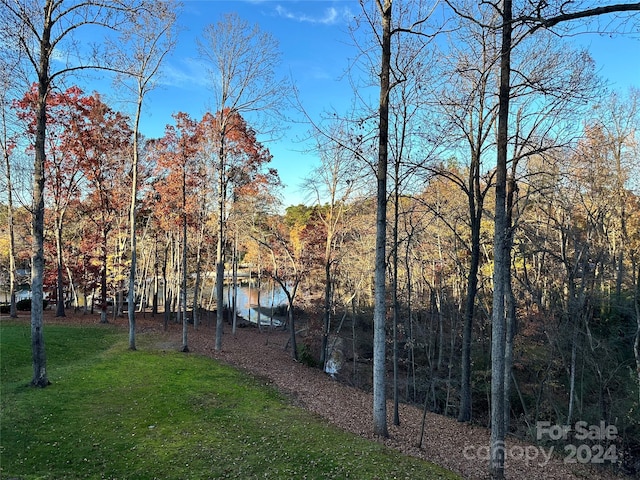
[1,279,289,327]
[222,283,288,326]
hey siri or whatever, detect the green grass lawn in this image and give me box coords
[0,321,460,480]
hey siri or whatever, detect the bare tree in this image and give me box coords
[437,0,601,424]
[635,247,640,404]
[354,0,441,438]
[432,5,500,423]
[302,121,362,371]
[369,0,393,438]
[483,2,640,478]
[490,0,640,479]
[251,210,310,361]
[198,13,288,351]
[0,47,21,319]
[441,1,640,477]
[593,89,639,300]
[108,0,179,351]
[386,16,439,427]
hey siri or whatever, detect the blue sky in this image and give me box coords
[114,1,638,207]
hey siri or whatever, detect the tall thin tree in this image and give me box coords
[490,2,640,478]
[198,13,288,351]
[0,51,19,319]
[109,1,179,351]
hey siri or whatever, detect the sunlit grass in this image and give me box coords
[0,321,460,479]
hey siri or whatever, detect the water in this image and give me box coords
[1,278,289,327]
[0,289,30,303]
[222,283,288,327]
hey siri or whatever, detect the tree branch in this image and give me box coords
[525,2,640,34]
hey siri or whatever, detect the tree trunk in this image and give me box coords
[127,93,143,351]
[490,1,512,477]
[181,169,189,352]
[503,269,516,432]
[136,242,151,314]
[503,160,518,432]
[99,231,108,325]
[392,175,400,427]
[31,14,52,385]
[404,235,416,402]
[65,264,78,311]
[54,223,66,317]
[162,238,169,330]
[31,176,48,383]
[215,131,226,351]
[351,293,358,386]
[633,259,640,404]
[278,278,299,360]
[436,286,444,371]
[192,221,205,329]
[567,318,578,424]
[459,210,480,422]
[289,283,299,360]
[321,259,331,369]
[3,131,18,318]
[232,230,238,335]
[257,264,262,330]
[247,265,252,324]
[152,235,159,316]
[372,0,392,439]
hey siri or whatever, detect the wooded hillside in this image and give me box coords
[1,1,639,478]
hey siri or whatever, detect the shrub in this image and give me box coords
[16,299,48,311]
[16,299,31,311]
[298,343,318,368]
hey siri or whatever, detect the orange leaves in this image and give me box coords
[150,112,205,231]
[14,85,134,213]
[201,108,277,191]
[150,109,279,232]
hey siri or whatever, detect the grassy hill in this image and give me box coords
[0,321,459,480]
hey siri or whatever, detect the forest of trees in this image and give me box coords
[1,1,639,479]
